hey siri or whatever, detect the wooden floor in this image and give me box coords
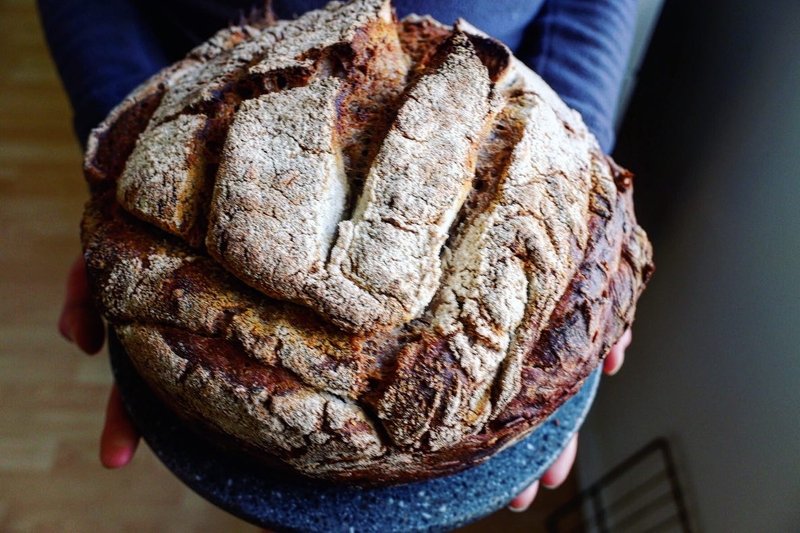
[0,1,575,530]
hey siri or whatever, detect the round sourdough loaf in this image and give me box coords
[81,0,653,484]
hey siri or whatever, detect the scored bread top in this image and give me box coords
[81,0,653,483]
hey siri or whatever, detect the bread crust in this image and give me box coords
[81,0,653,484]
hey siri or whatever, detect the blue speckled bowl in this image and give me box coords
[109,330,599,532]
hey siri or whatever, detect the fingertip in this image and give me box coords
[508,481,539,513]
[101,443,136,469]
[541,434,578,489]
[100,385,140,469]
[621,328,633,348]
[603,346,624,376]
[507,500,526,513]
[603,329,631,376]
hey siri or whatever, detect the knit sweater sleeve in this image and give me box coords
[37,0,169,146]
[37,0,639,152]
[521,0,638,152]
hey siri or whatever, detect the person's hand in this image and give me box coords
[59,254,140,468]
[507,328,632,512]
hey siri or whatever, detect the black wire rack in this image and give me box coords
[545,438,693,533]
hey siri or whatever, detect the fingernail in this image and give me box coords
[102,443,133,469]
[508,504,528,513]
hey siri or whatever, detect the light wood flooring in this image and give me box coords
[0,1,575,530]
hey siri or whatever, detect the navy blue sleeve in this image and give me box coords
[522,0,638,152]
[37,0,170,147]
[38,0,637,152]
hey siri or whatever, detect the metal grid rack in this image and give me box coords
[546,438,692,533]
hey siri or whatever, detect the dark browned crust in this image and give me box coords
[83,84,165,189]
[82,178,650,485]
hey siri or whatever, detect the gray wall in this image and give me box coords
[578,1,800,531]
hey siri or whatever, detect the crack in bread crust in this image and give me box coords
[81,0,654,484]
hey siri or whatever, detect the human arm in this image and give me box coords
[521,0,638,153]
[37,0,169,146]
